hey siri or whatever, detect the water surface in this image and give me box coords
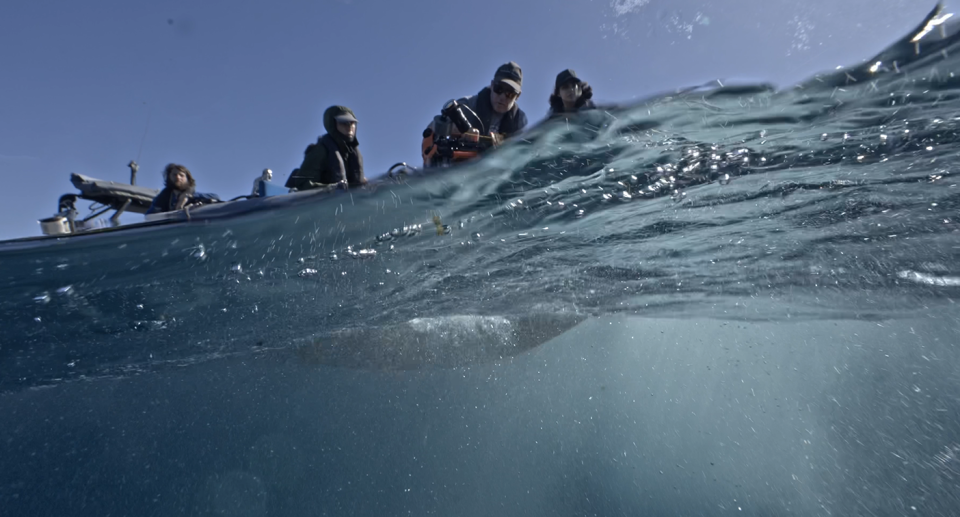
[2,6,960,515]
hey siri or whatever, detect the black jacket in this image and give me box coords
[285,107,366,190]
[547,83,597,118]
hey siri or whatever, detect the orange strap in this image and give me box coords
[421,136,480,166]
[452,150,479,161]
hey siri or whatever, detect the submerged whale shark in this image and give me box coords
[296,312,588,370]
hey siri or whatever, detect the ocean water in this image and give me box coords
[2,7,960,516]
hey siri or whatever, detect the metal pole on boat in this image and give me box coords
[109,200,131,227]
[128,160,139,185]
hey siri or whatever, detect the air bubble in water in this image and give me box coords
[192,244,207,261]
[33,293,51,304]
[230,263,243,274]
[299,268,318,277]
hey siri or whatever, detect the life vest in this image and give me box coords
[319,134,365,186]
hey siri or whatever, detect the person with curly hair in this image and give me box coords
[145,163,218,214]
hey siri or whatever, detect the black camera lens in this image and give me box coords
[441,100,473,134]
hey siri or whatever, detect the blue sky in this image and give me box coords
[0,0,930,240]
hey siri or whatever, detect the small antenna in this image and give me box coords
[136,103,152,163]
[128,160,139,185]
[128,102,151,185]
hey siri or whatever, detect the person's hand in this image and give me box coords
[489,132,504,147]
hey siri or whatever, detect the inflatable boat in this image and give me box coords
[0,162,417,250]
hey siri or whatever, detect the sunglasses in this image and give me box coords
[493,84,519,100]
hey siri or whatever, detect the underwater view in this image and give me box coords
[3,3,960,516]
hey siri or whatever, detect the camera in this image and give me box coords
[440,99,474,134]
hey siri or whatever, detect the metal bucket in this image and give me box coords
[39,215,71,236]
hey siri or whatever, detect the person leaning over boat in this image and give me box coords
[285,105,367,191]
[421,62,529,167]
[145,163,220,214]
[547,69,596,118]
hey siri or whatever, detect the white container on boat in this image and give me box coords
[39,215,71,236]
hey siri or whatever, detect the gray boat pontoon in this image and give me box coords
[20,161,416,246]
[41,162,160,236]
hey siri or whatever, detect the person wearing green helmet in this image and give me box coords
[285,105,367,191]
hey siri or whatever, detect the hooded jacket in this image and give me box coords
[547,83,597,118]
[285,106,366,190]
